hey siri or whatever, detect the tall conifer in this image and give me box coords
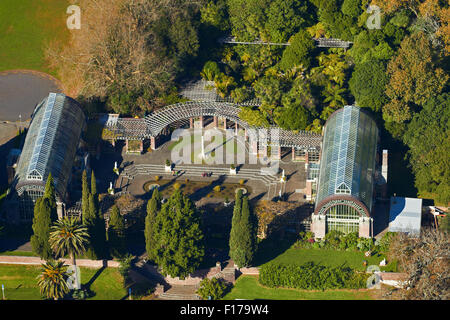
[108,205,126,259]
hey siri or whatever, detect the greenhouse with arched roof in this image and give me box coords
[9,93,86,222]
[311,105,379,238]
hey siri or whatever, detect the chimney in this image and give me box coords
[382,150,388,184]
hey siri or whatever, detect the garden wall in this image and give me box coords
[0,255,120,268]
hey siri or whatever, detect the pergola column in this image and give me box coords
[250,140,258,155]
[272,146,281,160]
[190,118,194,129]
[292,147,295,161]
[235,122,239,136]
[259,144,267,157]
[223,117,227,130]
[199,116,204,128]
[125,139,129,153]
[140,140,144,153]
[213,116,218,128]
[150,136,156,150]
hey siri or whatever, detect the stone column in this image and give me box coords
[260,145,267,158]
[213,116,218,128]
[311,214,326,239]
[250,140,258,155]
[273,146,281,160]
[150,136,156,150]
[359,217,372,238]
[190,118,194,129]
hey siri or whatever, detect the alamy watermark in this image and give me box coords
[169,128,280,175]
[366,5,381,30]
[66,5,81,30]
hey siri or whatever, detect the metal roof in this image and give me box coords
[389,197,422,236]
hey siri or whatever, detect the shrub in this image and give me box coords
[155,175,160,182]
[239,179,245,185]
[165,159,171,167]
[118,254,134,287]
[213,185,221,192]
[173,182,181,190]
[259,262,368,290]
[230,164,235,169]
[196,278,228,300]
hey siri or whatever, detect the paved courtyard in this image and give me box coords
[102,131,309,204]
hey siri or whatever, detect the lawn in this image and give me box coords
[0,264,127,300]
[258,247,386,272]
[0,0,70,74]
[223,276,374,300]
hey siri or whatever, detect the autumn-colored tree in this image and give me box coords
[384,229,449,300]
[383,32,448,126]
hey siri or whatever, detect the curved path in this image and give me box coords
[0,70,63,122]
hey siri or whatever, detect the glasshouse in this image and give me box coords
[311,105,379,238]
[9,93,86,222]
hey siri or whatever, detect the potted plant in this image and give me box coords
[230,164,236,175]
[165,159,172,172]
[224,196,230,207]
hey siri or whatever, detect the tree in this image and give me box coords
[349,60,389,112]
[46,0,201,115]
[233,196,257,268]
[49,217,89,290]
[265,0,314,43]
[81,170,90,225]
[229,189,243,263]
[196,277,228,300]
[385,229,449,300]
[385,32,448,116]
[403,93,450,204]
[145,188,162,261]
[44,173,57,212]
[153,189,205,278]
[108,205,127,259]
[84,193,107,260]
[31,198,55,260]
[37,260,69,300]
[90,170,97,199]
[279,30,315,70]
[201,61,221,81]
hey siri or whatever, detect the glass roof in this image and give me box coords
[14,93,85,199]
[315,105,378,211]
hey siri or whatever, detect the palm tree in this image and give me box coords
[49,217,89,290]
[37,260,69,300]
[323,84,347,108]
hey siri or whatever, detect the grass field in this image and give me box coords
[223,276,374,300]
[259,247,386,272]
[0,0,70,74]
[0,264,127,300]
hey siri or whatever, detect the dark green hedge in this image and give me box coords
[259,262,368,290]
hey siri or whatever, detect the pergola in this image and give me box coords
[105,101,322,154]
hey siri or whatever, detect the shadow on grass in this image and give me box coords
[82,266,106,296]
[252,232,298,267]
